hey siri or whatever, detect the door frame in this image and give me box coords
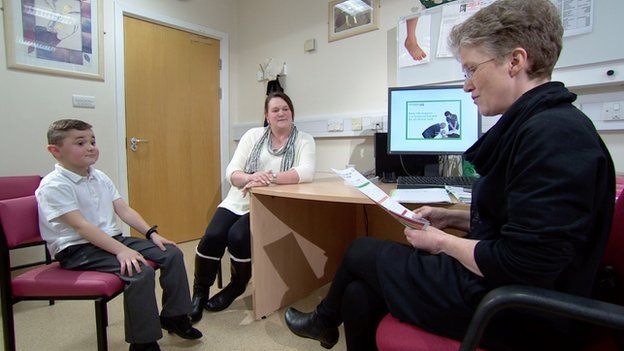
[113,1,230,203]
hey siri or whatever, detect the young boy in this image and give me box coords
[35,119,202,351]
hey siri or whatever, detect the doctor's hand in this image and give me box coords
[412,206,451,229]
[404,226,447,254]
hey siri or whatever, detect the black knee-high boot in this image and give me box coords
[190,254,219,323]
[205,259,251,312]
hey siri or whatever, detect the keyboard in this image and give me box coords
[397,176,478,189]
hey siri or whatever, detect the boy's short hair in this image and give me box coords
[47,119,93,146]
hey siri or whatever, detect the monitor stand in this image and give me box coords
[381,171,397,183]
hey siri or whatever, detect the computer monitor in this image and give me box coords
[387,85,480,155]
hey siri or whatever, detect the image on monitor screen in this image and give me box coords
[387,85,480,154]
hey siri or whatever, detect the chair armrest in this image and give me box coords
[459,285,624,351]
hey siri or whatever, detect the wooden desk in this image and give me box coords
[249,177,467,319]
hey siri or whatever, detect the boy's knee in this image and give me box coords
[141,264,156,276]
[126,264,155,283]
[166,244,183,256]
[161,245,184,263]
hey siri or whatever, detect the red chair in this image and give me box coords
[0,175,148,351]
[377,188,624,351]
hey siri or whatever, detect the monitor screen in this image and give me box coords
[387,85,480,154]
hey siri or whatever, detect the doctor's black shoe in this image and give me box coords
[284,307,339,349]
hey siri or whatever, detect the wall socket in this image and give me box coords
[327,119,344,132]
[602,100,624,120]
[351,117,362,131]
[373,120,383,130]
[72,94,96,108]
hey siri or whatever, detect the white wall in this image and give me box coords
[1,0,623,181]
[0,0,239,184]
[235,0,624,173]
[234,0,416,173]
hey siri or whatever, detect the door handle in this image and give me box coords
[130,137,149,151]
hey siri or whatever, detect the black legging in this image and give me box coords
[317,237,389,351]
[197,207,250,260]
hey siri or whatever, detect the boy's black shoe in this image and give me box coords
[160,315,203,339]
[129,342,160,351]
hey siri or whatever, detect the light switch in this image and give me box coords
[72,94,96,108]
[614,103,622,120]
[304,39,316,52]
[602,100,624,121]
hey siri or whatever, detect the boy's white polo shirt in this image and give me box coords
[36,164,122,256]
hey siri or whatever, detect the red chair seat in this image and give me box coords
[12,260,159,298]
[12,262,125,297]
[376,314,487,351]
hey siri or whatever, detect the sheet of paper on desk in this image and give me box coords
[332,168,430,230]
[390,188,453,204]
[445,186,472,204]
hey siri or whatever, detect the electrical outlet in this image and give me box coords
[373,121,382,131]
[362,117,373,130]
[602,100,624,121]
[351,117,362,131]
[72,94,95,108]
[327,119,344,132]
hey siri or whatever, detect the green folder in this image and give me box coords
[419,0,457,9]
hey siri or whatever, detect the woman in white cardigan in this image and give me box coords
[190,92,316,323]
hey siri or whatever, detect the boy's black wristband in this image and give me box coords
[145,225,158,240]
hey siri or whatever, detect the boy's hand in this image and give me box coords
[116,247,148,276]
[150,233,177,251]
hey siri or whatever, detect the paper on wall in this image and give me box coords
[550,0,593,37]
[436,0,496,58]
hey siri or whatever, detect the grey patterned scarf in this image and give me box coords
[244,126,299,174]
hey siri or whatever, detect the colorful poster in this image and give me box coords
[398,14,431,67]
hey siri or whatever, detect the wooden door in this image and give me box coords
[124,16,221,242]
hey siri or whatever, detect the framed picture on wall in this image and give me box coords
[328,0,380,42]
[2,0,104,80]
